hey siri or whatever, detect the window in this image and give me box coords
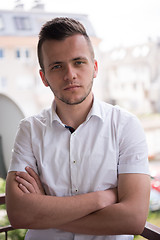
[16,49,21,58]
[0,48,4,58]
[14,16,31,30]
[25,49,30,58]
[0,77,7,89]
[15,48,31,60]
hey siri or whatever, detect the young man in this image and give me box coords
[6,17,150,240]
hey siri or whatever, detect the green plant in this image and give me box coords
[0,178,27,239]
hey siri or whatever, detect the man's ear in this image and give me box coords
[39,69,49,87]
[93,60,98,78]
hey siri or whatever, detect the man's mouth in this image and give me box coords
[64,85,81,91]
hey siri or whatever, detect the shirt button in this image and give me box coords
[73,160,76,163]
[76,189,78,192]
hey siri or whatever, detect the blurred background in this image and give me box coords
[0,0,160,239]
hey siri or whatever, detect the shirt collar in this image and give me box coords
[51,101,63,125]
[85,97,105,123]
[50,97,106,125]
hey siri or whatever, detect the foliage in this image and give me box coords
[0,177,6,210]
[0,178,6,193]
[0,178,27,239]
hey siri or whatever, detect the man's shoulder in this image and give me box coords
[20,107,52,128]
[96,99,135,118]
[96,99,139,127]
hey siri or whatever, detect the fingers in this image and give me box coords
[25,167,45,195]
[15,167,45,195]
[18,183,30,194]
[16,172,37,194]
[25,166,38,180]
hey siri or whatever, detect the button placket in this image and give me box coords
[70,133,78,194]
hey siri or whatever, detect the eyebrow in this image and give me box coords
[48,56,88,68]
[48,61,62,68]
[73,56,88,61]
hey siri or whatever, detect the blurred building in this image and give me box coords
[0,1,101,116]
[101,40,160,114]
[1,1,160,116]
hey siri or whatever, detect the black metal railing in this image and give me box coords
[0,194,14,240]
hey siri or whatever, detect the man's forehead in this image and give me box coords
[42,35,89,51]
[42,36,92,63]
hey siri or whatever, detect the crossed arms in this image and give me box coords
[6,167,150,236]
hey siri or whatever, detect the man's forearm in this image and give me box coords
[59,174,150,236]
[59,202,143,236]
[7,170,150,236]
[7,188,105,229]
[6,172,116,229]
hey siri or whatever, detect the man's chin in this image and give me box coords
[59,96,87,105]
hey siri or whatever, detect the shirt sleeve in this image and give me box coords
[8,119,38,174]
[117,112,150,175]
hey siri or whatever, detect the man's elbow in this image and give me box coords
[8,215,25,229]
[127,213,147,235]
[6,203,35,229]
[7,208,29,229]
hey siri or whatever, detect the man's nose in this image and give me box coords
[63,64,77,81]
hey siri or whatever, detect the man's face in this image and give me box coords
[39,34,98,106]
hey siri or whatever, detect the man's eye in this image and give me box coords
[75,61,84,65]
[52,65,61,70]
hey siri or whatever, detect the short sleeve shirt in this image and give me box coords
[9,98,150,240]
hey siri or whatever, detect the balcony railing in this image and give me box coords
[0,193,160,239]
[0,194,14,240]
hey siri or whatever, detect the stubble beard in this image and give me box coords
[47,79,94,106]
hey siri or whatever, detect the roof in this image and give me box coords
[0,9,96,37]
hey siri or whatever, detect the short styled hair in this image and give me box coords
[37,17,94,71]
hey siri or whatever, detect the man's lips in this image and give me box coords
[64,85,81,90]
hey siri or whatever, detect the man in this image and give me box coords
[6,17,150,240]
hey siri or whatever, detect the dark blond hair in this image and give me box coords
[38,17,94,71]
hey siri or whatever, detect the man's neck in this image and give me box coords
[55,94,93,130]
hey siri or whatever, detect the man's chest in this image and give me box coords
[33,126,119,196]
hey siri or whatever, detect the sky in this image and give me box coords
[0,0,160,50]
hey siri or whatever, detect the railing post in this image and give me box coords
[141,222,160,239]
[5,231,8,240]
[0,193,14,239]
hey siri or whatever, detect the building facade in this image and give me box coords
[101,40,160,114]
[0,5,100,116]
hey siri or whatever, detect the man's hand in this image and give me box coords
[7,169,118,230]
[15,167,45,195]
[15,167,117,205]
[7,167,150,234]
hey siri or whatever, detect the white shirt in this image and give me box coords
[9,98,149,240]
